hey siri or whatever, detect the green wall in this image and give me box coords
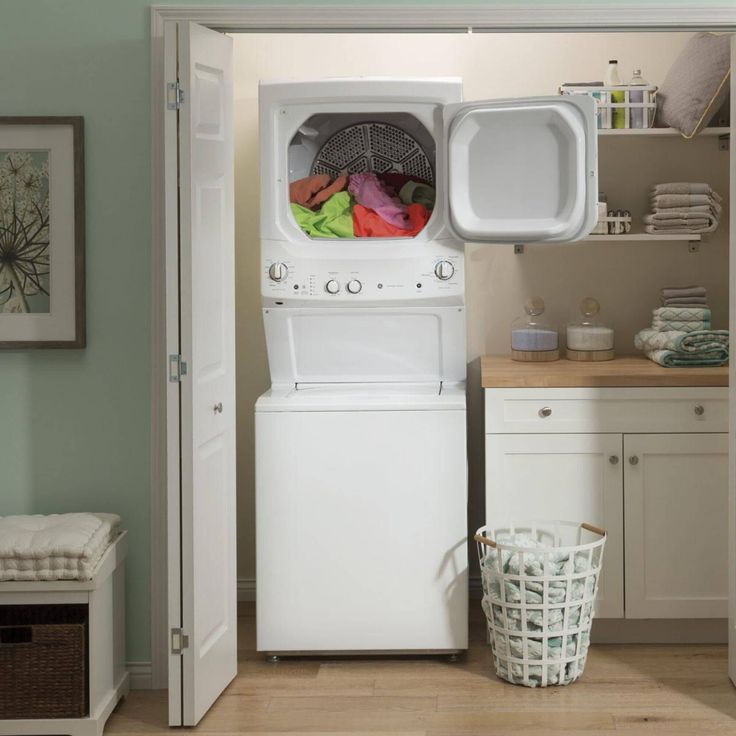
[0,0,730,666]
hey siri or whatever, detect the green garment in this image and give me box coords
[399,180,435,210]
[291,191,354,238]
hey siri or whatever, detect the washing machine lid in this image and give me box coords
[444,95,597,243]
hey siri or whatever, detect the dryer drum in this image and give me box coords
[310,122,434,185]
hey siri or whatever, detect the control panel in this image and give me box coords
[262,251,463,304]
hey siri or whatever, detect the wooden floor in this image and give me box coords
[108,603,736,734]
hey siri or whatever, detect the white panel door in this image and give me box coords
[172,21,236,726]
[485,433,624,618]
[624,433,728,619]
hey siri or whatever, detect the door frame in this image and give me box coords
[150,2,736,690]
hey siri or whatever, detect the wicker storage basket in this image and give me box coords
[0,604,88,719]
[474,521,606,688]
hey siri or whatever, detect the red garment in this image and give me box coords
[353,203,430,237]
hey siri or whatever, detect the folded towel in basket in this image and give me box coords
[0,513,121,582]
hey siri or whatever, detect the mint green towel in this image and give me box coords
[645,349,728,367]
[635,328,728,354]
[635,328,729,367]
[291,191,354,238]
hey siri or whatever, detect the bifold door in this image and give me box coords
[167,21,237,727]
[445,95,598,243]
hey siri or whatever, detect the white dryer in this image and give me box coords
[256,78,596,655]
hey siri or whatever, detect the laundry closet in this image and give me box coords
[161,21,732,726]
[232,27,730,629]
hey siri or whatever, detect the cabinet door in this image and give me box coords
[624,433,728,619]
[486,433,623,618]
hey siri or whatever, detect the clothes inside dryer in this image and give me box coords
[287,112,436,239]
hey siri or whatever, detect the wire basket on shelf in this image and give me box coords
[560,84,658,129]
[474,520,606,688]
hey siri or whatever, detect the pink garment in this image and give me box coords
[348,172,410,230]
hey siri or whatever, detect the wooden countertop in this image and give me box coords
[481,355,729,388]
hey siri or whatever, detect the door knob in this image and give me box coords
[609,455,619,465]
[214,402,223,414]
[629,456,639,466]
[538,407,552,418]
[694,404,705,416]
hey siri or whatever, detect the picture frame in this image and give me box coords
[0,116,85,348]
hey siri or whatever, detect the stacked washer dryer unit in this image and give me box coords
[256,78,597,656]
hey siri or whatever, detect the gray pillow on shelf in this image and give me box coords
[656,32,732,138]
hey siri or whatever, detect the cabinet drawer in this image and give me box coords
[485,387,728,434]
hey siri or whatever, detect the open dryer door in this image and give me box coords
[168,21,237,727]
[444,95,597,243]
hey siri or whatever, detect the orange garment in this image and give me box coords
[353,203,430,237]
[289,174,348,210]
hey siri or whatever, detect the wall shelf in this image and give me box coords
[583,233,701,242]
[598,126,729,138]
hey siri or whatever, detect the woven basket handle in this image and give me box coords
[581,522,606,538]
[473,534,497,548]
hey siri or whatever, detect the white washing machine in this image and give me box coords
[255,78,597,654]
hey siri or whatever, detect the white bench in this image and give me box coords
[0,531,128,736]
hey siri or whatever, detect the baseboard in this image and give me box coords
[127,661,153,690]
[238,577,256,602]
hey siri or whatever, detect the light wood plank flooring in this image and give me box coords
[107,603,736,734]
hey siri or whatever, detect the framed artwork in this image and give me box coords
[0,117,85,348]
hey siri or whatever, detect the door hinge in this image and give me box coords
[169,354,188,382]
[171,628,189,654]
[167,81,184,110]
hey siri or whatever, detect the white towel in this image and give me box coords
[0,513,121,581]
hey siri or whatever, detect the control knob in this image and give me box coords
[325,279,340,295]
[346,279,362,294]
[268,262,288,282]
[434,260,455,281]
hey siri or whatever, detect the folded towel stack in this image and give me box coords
[634,285,728,367]
[644,182,722,235]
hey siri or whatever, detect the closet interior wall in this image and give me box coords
[233,30,729,587]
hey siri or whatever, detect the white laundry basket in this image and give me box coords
[474,521,606,688]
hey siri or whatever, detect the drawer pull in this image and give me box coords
[694,404,705,416]
[629,456,639,466]
[609,455,619,465]
[538,407,552,418]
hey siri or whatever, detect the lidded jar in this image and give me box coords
[510,297,559,362]
[566,297,615,361]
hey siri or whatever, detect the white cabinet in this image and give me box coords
[624,433,729,619]
[484,386,728,622]
[486,433,624,618]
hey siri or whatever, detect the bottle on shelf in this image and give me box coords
[628,68,649,129]
[605,59,626,129]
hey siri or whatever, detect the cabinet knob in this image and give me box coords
[694,404,705,416]
[214,402,223,414]
[629,455,639,466]
[609,455,619,465]
[538,407,552,418]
